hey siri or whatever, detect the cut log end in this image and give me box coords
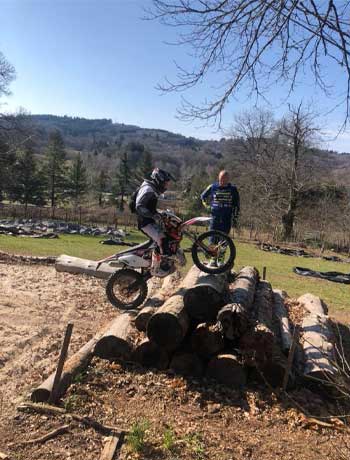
[169,352,204,378]
[206,354,247,387]
[94,337,132,360]
[147,310,186,350]
[31,388,51,404]
[131,339,169,370]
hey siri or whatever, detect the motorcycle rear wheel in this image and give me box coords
[106,269,148,309]
[191,230,236,274]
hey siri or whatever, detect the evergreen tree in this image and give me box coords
[67,152,88,208]
[138,150,153,179]
[43,130,67,211]
[113,151,132,211]
[0,138,15,202]
[96,169,109,207]
[9,142,45,213]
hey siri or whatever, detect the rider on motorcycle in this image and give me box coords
[135,168,175,277]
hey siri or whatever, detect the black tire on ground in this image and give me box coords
[191,230,236,274]
[106,269,148,310]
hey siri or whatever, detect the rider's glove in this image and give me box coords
[202,200,210,211]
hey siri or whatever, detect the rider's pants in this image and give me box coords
[141,223,166,254]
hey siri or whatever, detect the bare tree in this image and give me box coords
[0,51,15,99]
[278,104,320,239]
[227,105,320,240]
[150,1,350,125]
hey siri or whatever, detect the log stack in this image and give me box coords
[34,262,338,400]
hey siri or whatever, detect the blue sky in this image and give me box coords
[1,0,350,152]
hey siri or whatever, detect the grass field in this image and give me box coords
[1,231,350,313]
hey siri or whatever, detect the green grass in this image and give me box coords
[1,232,350,312]
[125,418,150,453]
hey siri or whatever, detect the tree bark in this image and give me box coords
[94,313,136,360]
[298,294,337,381]
[131,339,169,370]
[217,266,259,340]
[206,353,247,387]
[190,323,224,359]
[146,266,201,350]
[240,280,274,365]
[273,289,292,354]
[55,254,116,279]
[184,272,229,322]
[169,352,204,378]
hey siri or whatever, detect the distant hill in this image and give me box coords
[26,114,350,185]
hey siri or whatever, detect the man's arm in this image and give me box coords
[136,189,160,220]
[201,184,212,209]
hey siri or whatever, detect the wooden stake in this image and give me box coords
[49,323,73,404]
[262,266,267,280]
[282,325,300,391]
[99,433,125,460]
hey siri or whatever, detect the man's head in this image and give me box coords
[218,170,229,186]
[150,168,175,193]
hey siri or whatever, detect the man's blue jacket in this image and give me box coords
[201,182,240,220]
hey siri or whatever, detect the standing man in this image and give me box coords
[201,169,240,244]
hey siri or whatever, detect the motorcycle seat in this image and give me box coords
[117,239,154,256]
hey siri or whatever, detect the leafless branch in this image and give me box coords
[149,1,350,125]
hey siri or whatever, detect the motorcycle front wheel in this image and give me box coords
[191,230,236,274]
[106,269,148,309]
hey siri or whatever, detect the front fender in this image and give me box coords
[183,216,212,226]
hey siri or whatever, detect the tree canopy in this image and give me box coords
[151,1,350,125]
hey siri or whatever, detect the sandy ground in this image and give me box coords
[0,261,117,422]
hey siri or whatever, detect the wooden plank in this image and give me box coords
[99,435,119,460]
[49,323,74,404]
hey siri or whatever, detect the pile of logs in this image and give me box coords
[31,264,340,403]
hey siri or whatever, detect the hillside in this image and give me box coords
[26,114,350,185]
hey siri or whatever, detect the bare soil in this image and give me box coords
[0,261,349,460]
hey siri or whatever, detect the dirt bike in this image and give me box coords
[97,210,236,309]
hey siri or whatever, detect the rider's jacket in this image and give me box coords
[135,180,160,228]
[201,182,240,219]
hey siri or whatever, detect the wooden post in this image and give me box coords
[262,266,267,280]
[282,325,300,391]
[49,323,74,404]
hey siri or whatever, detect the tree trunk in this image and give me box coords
[131,339,169,370]
[273,289,292,354]
[94,314,135,360]
[191,323,224,359]
[217,266,259,340]
[55,255,116,279]
[146,266,201,350]
[169,352,204,378]
[298,294,337,381]
[206,353,247,387]
[184,272,229,322]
